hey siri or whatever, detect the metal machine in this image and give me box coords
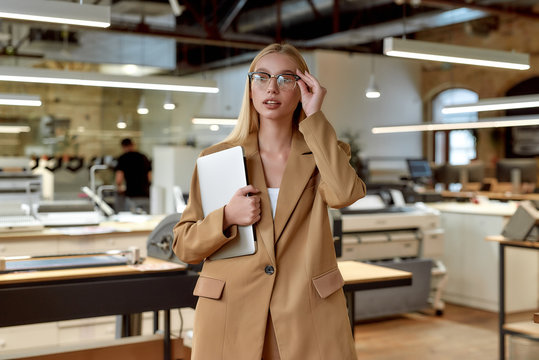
[0,247,141,273]
[147,213,185,265]
[331,192,447,318]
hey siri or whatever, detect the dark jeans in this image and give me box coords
[115,194,150,214]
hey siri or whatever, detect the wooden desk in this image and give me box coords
[441,190,539,202]
[534,313,539,324]
[338,261,412,334]
[0,258,412,356]
[485,236,539,360]
[0,257,198,360]
[0,215,164,259]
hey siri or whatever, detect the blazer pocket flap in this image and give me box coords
[193,276,225,300]
[312,267,344,299]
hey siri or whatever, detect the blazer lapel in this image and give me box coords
[273,129,315,243]
[243,133,276,264]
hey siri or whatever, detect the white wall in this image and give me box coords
[141,50,424,180]
[315,50,423,161]
[313,51,423,181]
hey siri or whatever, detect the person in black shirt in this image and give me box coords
[115,138,152,212]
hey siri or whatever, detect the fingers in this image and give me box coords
[296,78,310,97]
[296,69,326,117]
[296,69,320,91]
[236,184,260,196]
[225,185,262,226]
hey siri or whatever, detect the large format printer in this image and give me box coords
[331,188,447,320]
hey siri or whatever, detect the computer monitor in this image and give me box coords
[406,159,432,180]
[436,162,485,185]
[439,164,461,184]
[496,158,537,184]
[465,162,485,183]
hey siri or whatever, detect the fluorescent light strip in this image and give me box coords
[0,0,110,28]
[192,118,237,126]
[442,94,539,114]
[372,115,539,134]
[0,125,31,133]
[0,66,219,94]
[383,37,530,70]
[0,93,41,106]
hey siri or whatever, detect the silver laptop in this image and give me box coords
[196,146,256,260]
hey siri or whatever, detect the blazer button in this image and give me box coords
[264,265,275,275]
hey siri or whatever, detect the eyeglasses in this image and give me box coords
[248,71,300,91]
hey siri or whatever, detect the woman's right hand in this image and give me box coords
[223,185,261,229]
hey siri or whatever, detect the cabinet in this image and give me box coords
[430,202,538,312]
[0,216,190,354]
[486,236,539,360]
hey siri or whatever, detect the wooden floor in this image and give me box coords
[353,303,536,360]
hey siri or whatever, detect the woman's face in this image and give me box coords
[250,52,301,125]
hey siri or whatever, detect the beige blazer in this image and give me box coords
[173,111,366,360]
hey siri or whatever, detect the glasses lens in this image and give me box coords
[251,72,270,86]
[249,72,297,90]
[277,74,297,90]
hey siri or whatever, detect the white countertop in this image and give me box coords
[427,201,518,217]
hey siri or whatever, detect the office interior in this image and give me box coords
[0,1,538,359]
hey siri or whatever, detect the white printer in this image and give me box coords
[338,201,444,262]
[331,190,447,318]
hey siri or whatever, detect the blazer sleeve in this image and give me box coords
[172,164,238,264]
[298,111,366,209]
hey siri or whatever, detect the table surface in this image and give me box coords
[441,191,539,202]
[0,257,187,285]
[337,260,412,285]
[0,215,164,240]
[485,235,539,248]
[1,258,412,286]
[428,201,517,217]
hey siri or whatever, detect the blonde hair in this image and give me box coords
[223,43,310,145]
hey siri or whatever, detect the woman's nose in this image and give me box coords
[266,77,279,93]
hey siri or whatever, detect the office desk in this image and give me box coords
[0,215,164,259]
[1,258,412,357]
[441,190,539,202]
[485,236,539,360]
[338,261,412,334]
[0,257,198,360]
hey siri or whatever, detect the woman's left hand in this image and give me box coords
[296,69,327,118]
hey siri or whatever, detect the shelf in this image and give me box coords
[503,321,539,338]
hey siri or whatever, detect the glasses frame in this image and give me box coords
[248,71,301,91]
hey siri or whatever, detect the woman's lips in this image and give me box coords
[263,99,281,108]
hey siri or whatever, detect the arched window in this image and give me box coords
[432,89,479,165]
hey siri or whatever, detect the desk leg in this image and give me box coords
[153,311,159,333]
[499,244,506,360]
[120,314,131,337]
[345,291,355,336]
[164,309,171,360]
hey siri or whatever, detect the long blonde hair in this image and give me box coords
[223,43,310,146]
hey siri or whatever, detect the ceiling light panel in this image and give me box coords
[442,94,539,114]
[372,115,539,134]
[192,118,237,126]
[383,37,530,70]
[0,93,41,106]
[0,0,111,28]
[0,66,219,94]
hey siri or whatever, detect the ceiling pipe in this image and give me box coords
[419,0,539,21]
[297,8,487,48]
[236,0,392,34]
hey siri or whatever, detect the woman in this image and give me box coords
[173,43,366,360]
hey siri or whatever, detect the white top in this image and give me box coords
[267,188,280,219]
